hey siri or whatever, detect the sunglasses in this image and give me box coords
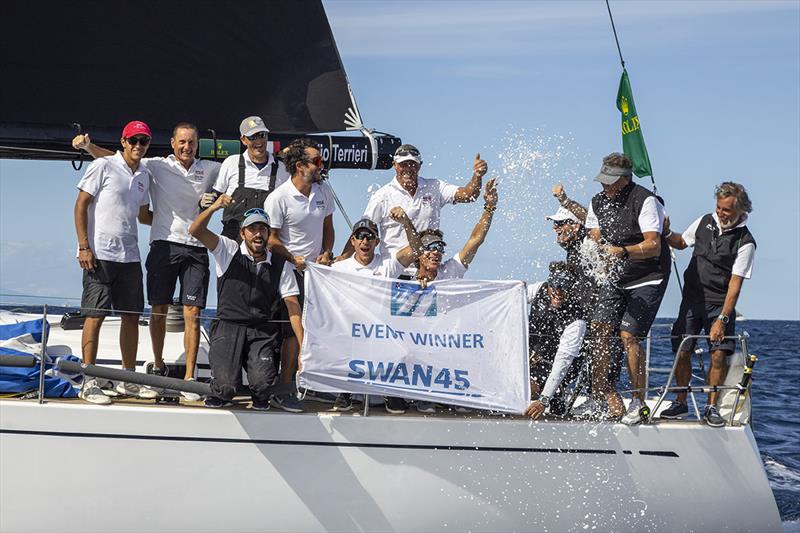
[305,155,324,167]
[243,208,268,218]
[353,231,377,242]
[126,136,151,146]
[423,242,446,253]
[553,220,574,227]
[395,148,420,158]
[246,132,267,141]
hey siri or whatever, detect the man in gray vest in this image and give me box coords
[584,153,670,424]
[660,182,756,427]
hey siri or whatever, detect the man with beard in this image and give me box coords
[350,144,487,271]
[74,123,221,400]
[209,116,290,240]
[73,120,155,404]
[189,197,302,409]
[264,138,335,412]
[660,182,756,427]
[524,264,587,420]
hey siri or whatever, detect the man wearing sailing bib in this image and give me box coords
[585,153,670,424]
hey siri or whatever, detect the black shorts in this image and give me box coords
[81,260,144,317]
[145,240,210,308]
[671,300,737,354]
[592,278,668,337]
[281,269,305,338]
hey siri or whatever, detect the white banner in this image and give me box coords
[298,263,531,413]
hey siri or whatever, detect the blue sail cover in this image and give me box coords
[0,318,78,397]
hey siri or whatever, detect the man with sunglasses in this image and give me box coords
[189,197,302,409]
[264,137,335,412]
[73,120,155,404]
[210,116,290,240]
[73,122,222,401]
[353,144,488,272]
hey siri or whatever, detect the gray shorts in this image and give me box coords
[592,278,668,337]
[671,300,737,354]
[81,260,144,316]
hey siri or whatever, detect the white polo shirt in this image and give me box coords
[264,179,336,261]
[144,156,220,246]
[77,151,150,263]
[682,213,755,278]
[212,151,289,196]
[435,253,468,280]
[332,253,406,278]
[211,237,299,299]
[363,176,459,258]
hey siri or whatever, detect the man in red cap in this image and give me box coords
[73,120,155,404]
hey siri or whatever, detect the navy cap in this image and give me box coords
[351,218,379,237]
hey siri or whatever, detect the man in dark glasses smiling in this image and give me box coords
[72,120,155,404]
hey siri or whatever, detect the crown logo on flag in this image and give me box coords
[620,96,629,116]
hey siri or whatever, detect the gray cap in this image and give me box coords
[420,233,446,249]
[351,218,379,237]
[394,143,422,164]
[240,116,269,137]
[594,153,632,184]
[545,206,581,223]
[241,209,270,228]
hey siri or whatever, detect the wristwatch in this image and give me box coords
[538,395,551,408]
[619,247,629,260]
[717,314,730,324]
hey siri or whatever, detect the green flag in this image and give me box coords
[616,69,653,178]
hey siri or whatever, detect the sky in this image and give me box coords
[1,0,798,320]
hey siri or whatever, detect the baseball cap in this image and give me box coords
[594,153,632,185]
[239,116,269,137]
[351,218,379,237]
[394,144,422,165]
[241,208,270,228]
[548,269,575,291]
[546,207,581,223]
[122,120,152,139]
[420,232,446,249]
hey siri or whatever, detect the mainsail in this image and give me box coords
[0,0,399,169]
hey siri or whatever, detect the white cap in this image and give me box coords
[545,207,581,223]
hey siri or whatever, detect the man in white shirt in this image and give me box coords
[660,182,756,427]
[189,196,302,410]
[351,144,487,264]
[264,137,335,411]
[209,116,290,240]
[73,120,155,405]
[584,153,671,425]
[73,123,221,399]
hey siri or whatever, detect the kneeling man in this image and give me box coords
[189,197,303,409]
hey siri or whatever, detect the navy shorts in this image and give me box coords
[671,300,737,354]
[145,240,210,308]
[280,269,305,338]
[81,260,144,317]
[592,278,668,338]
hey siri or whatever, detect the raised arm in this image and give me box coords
[189,194,233,251]
[453,153,487,203]
[72,134,114,159]
[389,207,423,268]
[552,183,587,222]
[458,178,497,266]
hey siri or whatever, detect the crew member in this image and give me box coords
[189,198,302,409]
[585,153,670,424]
[73,120,156,404]
[660,182,756,427]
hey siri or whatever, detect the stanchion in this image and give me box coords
[37,304,48,404]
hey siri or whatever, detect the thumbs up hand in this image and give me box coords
[472,152,487,179]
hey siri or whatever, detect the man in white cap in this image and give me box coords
[189,196,302,409]
[584,152,670,424]
[349,144,488,269]
[208,115,290,240]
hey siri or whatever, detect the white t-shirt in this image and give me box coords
[435,253,468,280]
[332,253,406,278]
[363,176,459,258]
[212,151,289,196]
[264,179,336,261]
[585,195,665,234]
[76,152,150,263]
[210,237,299,299]
[681,213,755,279]
[144,156,220,246]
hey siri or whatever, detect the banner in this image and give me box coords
[297,264,531,413]
[617,68,653,178]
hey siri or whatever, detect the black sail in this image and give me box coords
[0,0,399,169]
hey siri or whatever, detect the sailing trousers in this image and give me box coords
[207,320,278,402]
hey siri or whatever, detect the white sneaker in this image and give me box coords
[571,397,605,419]
[115,381,158,399]
[621,399,644,426]
[180,379,202,402]
[79,378,111,405]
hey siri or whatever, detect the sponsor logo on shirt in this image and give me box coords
[421,194,433,204]
[391,282,437,317]
[315,200,326,208]
[137,181,145,193]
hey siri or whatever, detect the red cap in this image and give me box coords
[122,120,152,139]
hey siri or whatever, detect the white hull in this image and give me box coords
[0,400,781,532]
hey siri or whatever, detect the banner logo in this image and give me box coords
[390,282,437,317]
[620,95,630,116]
